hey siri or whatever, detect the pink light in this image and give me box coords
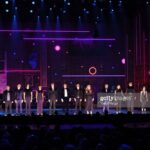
[54,45,61,51]
[121,58,126,64]
[89,66,97,75]
[148,71,150,75]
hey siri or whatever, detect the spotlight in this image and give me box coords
[54,45,61,52]
[67,2,71,5]
[32,1,35,5]
[5,1,9,4]
[5,9,9,12]
[121,58,126,64]
[30,10,33,13]
[111,9,114,12]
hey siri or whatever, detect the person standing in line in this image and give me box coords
[3,85,13,115]
[140,85,148,113]
[114,85,124,114]
[101,83,111,113]
[36,85,44,115]
[84,84,94,115]
[24,84,33,115]
[61,83,71,114]
[74,83,83,114]
[48,82,58,115]
[15,84,24,115]
[126,82,135,114]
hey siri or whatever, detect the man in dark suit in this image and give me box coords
[74,83,83,114]
[3,85,13,115]
[61,83,71,114]
[102,83,111,113]
[48,82,58,115]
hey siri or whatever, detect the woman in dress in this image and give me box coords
[36,85,44,115]
[140,86,148,113]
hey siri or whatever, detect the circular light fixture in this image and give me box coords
[89,66,97,75]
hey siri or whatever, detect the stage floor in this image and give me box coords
[0,108,150,116]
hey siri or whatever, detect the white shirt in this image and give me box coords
[64,89,68,97]
[7,92,10,101]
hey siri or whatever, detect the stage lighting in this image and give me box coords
[89,67,97,75]
[54,45,61,52]
[63,10,66,14]
[111,9,114,12]
[5,9,9,12]
[67,2,71,6]
[30,10,33,13]
[32,1,35,5]
[121,58,126,64]
[5,1,9,4]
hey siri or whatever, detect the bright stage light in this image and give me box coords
[32,1,35,5]
[54,45,61,51]
[121,58,126,64]
[5,1,9,4]
[5,9,9,12]
[30,10,33,13]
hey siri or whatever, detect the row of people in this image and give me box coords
[2,83,94,115]
[1,82,149,115]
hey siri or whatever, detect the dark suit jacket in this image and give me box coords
[48,88,58,100]
[3,90,13,101]
[74,89,83,99]
[61,88,71,99]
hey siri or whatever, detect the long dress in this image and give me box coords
[140,91,148,110]
[37,90,44,115]
[85,91,94,114]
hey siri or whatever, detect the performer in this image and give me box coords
[84,84,94,115]
[24,84,33,115]
[36,85,44,115]
[15,84,24,115]
[140,86,148,113]
[114,85,124,114]
[61,83,71,114]
[74,83,83,114]
[102,83,110,113]
[48,82,58,115]
[3,85,13,115]
[126,82,135,114]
